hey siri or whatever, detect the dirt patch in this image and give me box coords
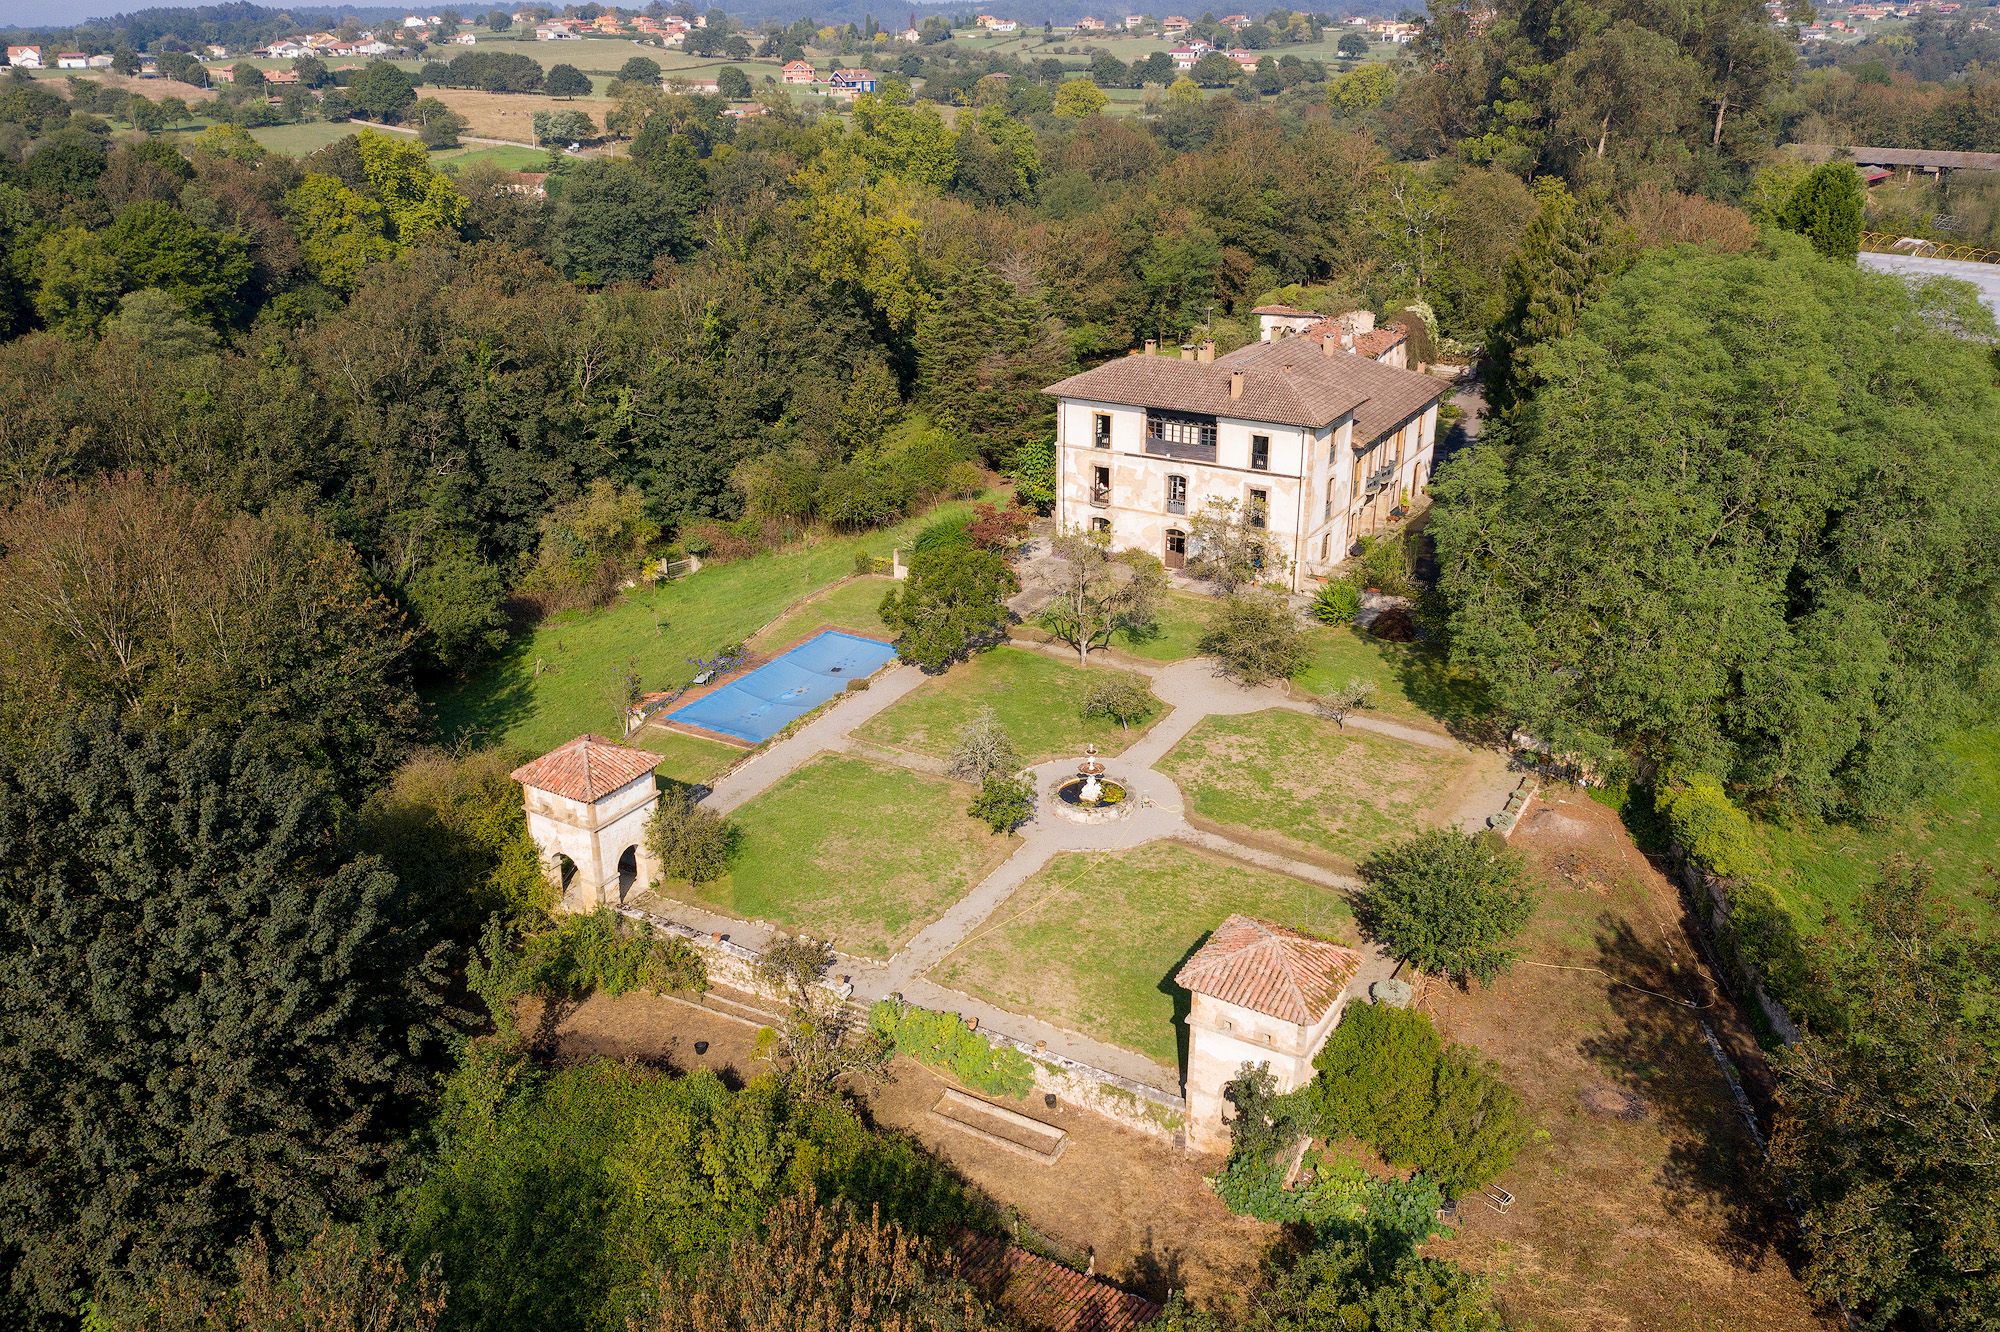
[532,987,1274,1312]
[1419,789,1834,1331]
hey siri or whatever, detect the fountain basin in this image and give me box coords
[1049,774,1134,825]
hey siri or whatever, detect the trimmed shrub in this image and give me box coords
[968,773,1035,834]
[1356,828,1535,987]
[868,1001,1035,1097]
[1307,1003,1525,1197]
[1311,577,1362,625]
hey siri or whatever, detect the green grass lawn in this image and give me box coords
[749,576,893,652]
[854,646,1159,764]
[247,121,363,154]
[930,841,1355,1068]
[1111,589,1212,663]
[434,143,548,170]
[429,499,994,755]
[631,727,744,791]
[651,754,1015,958]
[1746,723,2000,931]
[1159,708,1508,868]
[1292,626,1487,732]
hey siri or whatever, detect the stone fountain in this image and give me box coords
[1049,744,1134,825]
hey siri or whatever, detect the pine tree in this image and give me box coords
[1775,161,1863,262]
[1485,183,1629,415]
[0,723,457,1319]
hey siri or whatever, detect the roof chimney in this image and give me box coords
[1180,344,1195,361]
[1341,327,1355,352]
[1197,339,1215,363]
[1143,338,1158,356]
[1229,369,1244,400]
[1321,334,1337,357]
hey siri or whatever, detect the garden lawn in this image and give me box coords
[1111,589,1212,663]
[1746,723,2000,931]
[633,728,743,791]
[854,647,1159,764]
[248,121,365,154]
[930,842,1355,1068]
[1292,625,1487,733]
[429,497,995,754]
[1159,709,1509,868]
[749,576,893,652]
[655,755,1014,959]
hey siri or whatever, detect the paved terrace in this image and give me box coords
[630,642,1524,1097]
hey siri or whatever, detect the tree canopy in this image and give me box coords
[1431,238,2000,815]
[0,722,455,1321]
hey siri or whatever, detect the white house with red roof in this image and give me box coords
[781,58,817,83]
[56,52,89,69]
[7,45,45,68]
[512,735,663,911]
[1043,324,1444,584]
[1176,915,1364,1150]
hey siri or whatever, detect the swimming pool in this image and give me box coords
[663,630,899,745]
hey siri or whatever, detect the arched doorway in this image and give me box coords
[555,854,577,892]
[616,845,639,903]
[1164,528,1187,570]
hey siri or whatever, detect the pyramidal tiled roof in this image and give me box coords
[510,735,659,803]
[1175,914,1362,1025]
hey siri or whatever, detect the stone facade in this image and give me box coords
[1047,340,1443,590]
[512,736,664,912]
[1183,989,1348,1152]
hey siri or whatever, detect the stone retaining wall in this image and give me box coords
[1662,843,1802,1046]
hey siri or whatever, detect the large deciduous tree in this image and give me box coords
[1431,239,2000,816]
[0,723,455,1322]
[0,474,421,798]
[1772,860,1999,1330]
[879,542,1019,671]
[1036,526,1167,665]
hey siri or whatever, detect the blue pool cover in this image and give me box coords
[664,630,899,744]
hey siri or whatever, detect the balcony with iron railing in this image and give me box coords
[1089,484,1111,508]
[1166,495,1187,515]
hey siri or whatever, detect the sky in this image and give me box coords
[4,0,212,28]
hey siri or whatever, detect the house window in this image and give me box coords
[1320,534,1330,560]
[1090,465,1111,508]
[1093,412,1112,449]
[1325,477,1336,521]
[1251,434,1270,471]
[1166,474,1187,515]
[1248,487,1268,530]
[1089,516,1111,532]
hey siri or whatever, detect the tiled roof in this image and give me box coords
[1043,339,1445,439]
[1353,325,1408,359]
[1250,303,1317,316]
[510,735,659,802]
[1175,914,1361,1025]
[959,1233,1161,1331]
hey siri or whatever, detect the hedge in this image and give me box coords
[868,1000,1035,1098]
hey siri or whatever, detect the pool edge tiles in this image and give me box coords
[662,629,900,746]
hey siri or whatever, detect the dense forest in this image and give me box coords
[0,0,1997,1325]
